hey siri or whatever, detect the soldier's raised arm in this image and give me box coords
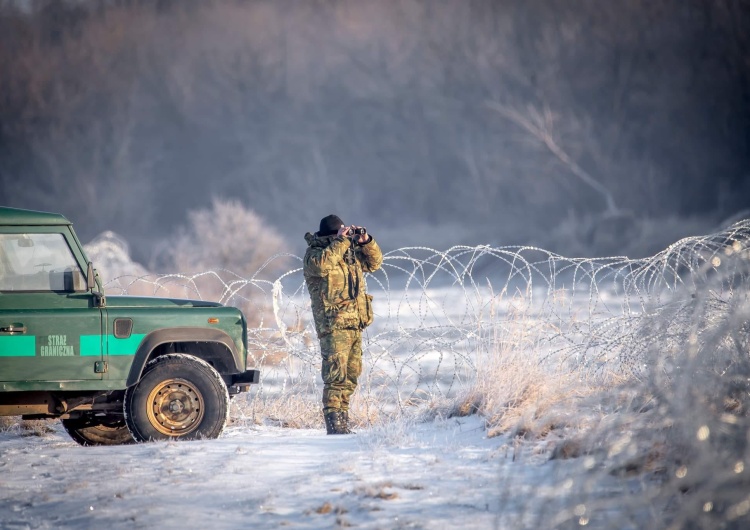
[356,235,383,273]
[304,234,352,276]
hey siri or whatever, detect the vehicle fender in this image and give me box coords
[125,328,242,387]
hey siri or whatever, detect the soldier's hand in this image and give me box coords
[354,227,369,244]
[337,224,350,238]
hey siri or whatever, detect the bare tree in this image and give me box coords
[486,102,619,215]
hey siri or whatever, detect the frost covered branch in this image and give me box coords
[487,101,619,215]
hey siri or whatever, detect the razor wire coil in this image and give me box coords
[97,220,750,415]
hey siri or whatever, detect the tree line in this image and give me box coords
[0,0,748,261]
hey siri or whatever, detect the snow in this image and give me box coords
[1,414,663,529]
[0,416,539,529]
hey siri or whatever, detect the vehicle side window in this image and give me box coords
[0,233,85,292]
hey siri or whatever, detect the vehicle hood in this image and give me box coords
[105,295,224,309]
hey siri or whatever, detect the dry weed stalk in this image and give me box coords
[455,294,605,439]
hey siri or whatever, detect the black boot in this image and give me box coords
[341,411,355,434]
[324,411,346,435]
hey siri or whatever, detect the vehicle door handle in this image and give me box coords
[0,324,27,333]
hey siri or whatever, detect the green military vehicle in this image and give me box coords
[0,207,259,445]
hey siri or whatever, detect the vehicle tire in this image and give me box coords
[62,415,135,446]
[124,354,229,442]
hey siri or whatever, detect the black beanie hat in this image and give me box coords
[319,214,345,236]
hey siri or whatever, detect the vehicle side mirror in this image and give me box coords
[87,262,96,291]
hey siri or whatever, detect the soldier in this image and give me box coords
[303,214,383,434]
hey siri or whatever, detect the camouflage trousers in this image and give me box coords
[320,329,362,413]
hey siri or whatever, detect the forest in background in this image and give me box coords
[0,0,748,265]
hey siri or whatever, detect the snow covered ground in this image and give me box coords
[0,416,566,529]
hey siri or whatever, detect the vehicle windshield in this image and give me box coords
[0,233,85,292]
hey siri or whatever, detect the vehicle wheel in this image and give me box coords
[124,354,229,442]
[62,415,135,446]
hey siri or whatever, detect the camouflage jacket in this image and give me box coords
[303,232,383,337]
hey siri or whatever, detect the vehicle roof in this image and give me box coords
[0,207,72,226]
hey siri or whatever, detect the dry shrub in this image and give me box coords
[230,382,392,432]
[231,392,322,429]
[478,359,598,439]
[356,414,416,449]
[555,260,750,529]
[451,297,605,439]
[19,418,56,437]
[347,377,404,429]
[83,231,151,285]
[623,300,750,527]
[166,197,290,280]
[0,416,19,432]
[247,348,289,367]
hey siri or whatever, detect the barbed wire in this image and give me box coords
[99,221,750,415]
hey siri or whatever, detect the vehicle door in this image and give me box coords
[0,228,104,382]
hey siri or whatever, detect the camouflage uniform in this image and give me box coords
[303,231,383,415]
